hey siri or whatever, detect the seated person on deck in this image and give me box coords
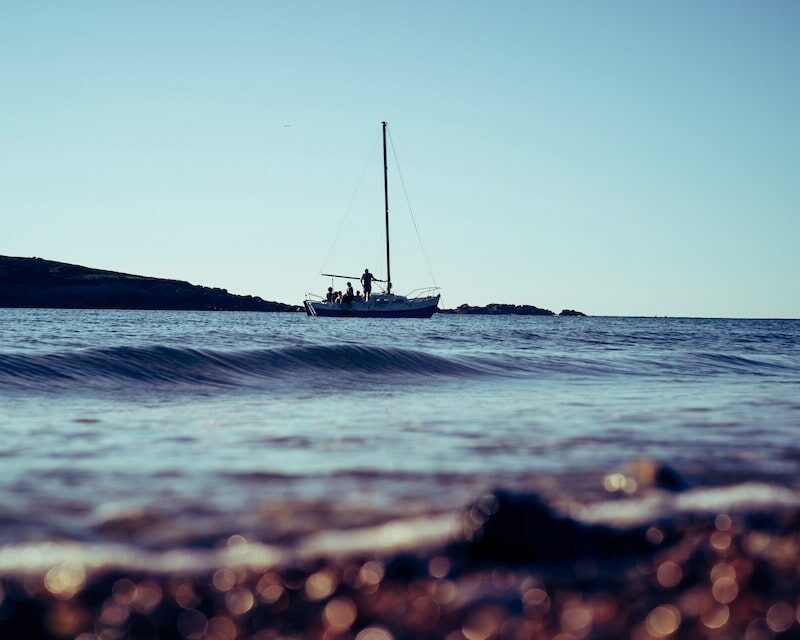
[325,287,334,303]
[343,282,355,304]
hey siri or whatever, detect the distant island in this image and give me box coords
[440,303,586,317]
[0,256,300,312]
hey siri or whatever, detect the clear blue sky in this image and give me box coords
[2,1,798,317]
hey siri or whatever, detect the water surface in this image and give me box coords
[1,310,798,567]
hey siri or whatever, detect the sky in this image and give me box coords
[2,1,798,317]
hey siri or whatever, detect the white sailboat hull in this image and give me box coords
[304,294,439,318]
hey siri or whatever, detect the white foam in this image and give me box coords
[0,540,283,576]
[573,483,800,527]
[0,513,459,577]
[298,513,460,558]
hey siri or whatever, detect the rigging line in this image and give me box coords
[307,131,381,292]
[387,129,438,287]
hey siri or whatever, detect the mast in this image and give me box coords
[382,121,391,293]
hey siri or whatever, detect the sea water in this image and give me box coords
[0,310,799,570]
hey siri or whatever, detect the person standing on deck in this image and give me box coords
[361,269,375,301]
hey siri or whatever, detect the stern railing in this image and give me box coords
[405,287,441,301]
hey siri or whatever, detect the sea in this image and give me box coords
[1,309,799,574]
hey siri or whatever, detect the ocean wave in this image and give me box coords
[692,351,795,373]
[0,341,796,392]
[0,344,489,391]
[573,482,800,527]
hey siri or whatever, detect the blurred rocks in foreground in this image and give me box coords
[2,475,800,639]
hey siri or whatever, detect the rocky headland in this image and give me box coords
[0,256,300,312]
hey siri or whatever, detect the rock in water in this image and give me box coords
[628,459,692,493]
[440,303,556,316]
[455,490,656,563]
[559,309,587,316]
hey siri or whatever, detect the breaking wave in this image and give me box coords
[0,344,490,391]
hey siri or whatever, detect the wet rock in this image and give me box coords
[455,490,654,563]
[628,460,691,493]
[383,553,428,581]
[655,465,691,492]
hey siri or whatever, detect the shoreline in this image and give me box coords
[2,470,799,638]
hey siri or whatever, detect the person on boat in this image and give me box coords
[343,282,355,304]
[356,290,363,302]
[325,287,334,303]
[361,269,375,301]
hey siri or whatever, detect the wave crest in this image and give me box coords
[1,341,795,392]
[0,344,485,390]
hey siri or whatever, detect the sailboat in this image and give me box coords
[303,122,441,318]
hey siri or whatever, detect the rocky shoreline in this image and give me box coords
[0,256,300,312]
[1,464,797,639]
